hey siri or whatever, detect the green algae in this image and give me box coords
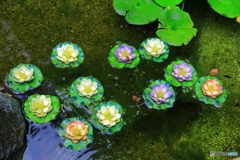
[0,0,239,159]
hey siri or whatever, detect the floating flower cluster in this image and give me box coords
[6,64,43,93]
[165,60,198,87]
[58,117,93,151]
[51,41,84,68]
[70,76,104,105]
[139,38,169,62]
[24,94,60,123]
[108,43,140,68]
[195,76,227,105]
[91,101,124,134]
[142,80,176,110]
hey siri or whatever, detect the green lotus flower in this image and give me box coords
[91,101,124,134]
[109,43,140,68]
[165,60,198,87]
[139,37,169,62]
[142,79,176,110]
[6,63,43,93]
[24,94,60,123]
[58,117,93,151]
[195,76,227,105]
[70,76,104,105]
[51,41,84,68]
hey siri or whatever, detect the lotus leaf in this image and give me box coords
[154,0,183,7]
[208,0,240,18]
[156,6,197,46]
[113,0,163,25]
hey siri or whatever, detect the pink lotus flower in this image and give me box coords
[201,79,223,98]
[65,120,88,144]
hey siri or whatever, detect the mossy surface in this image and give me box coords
[0,0,239,159]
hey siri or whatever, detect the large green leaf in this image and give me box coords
[154,0,183,7]
[113,0,163,25]
[156,6,197,46]
[208,0,240,18]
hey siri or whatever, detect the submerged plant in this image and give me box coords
[91,101,124,134]
[6,63,43,93]
[156,6,197,46]
[23,94,60,123]
[165,60,198,87]
[139,37,169,62]
[109,43,140,68]
[113,0,163,25]
[195,76,227,105]
[142,80,176,110]
[70,76,104,105]
[51,41,84,68]
[58,117,93,150]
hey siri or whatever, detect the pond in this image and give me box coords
[0,0,239,160]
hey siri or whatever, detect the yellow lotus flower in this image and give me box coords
[13,65,34,83]
[57,44,79,64]
[29,95,52,117]
[76,79,98,98]
[201,79,223,98]
[65,121,88,144]
[96,105,121,128]
[144,39,166,57]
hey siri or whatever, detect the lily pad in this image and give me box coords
[156,6,197,46]
[208,0,240,18]
[154,0,183,7]
[113,0,163,25]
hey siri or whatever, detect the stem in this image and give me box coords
[181,0,185,11]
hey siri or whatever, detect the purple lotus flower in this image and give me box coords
[114,45,136,63]
[171,62,194,82]
[150,84,174,104]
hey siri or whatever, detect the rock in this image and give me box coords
[0,92,26,159]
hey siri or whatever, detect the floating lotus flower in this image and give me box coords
[91,101,124,134]
[6,64,43,93]
[109,43,140,68]
[58,117,93,150]
[51,41,84,68]
[70,76,104,105]
[195,76,227,105]
[139,38,170,62]
[165,60,198,87]
[142,80,176,110]
[23,94,60,123]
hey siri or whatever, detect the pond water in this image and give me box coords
[0,0,240,160]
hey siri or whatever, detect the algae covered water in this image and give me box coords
[0,0,239,159]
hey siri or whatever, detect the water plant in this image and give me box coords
[58,117,93,150]
[50,41,84,68]
[154,0,183,7]
[165,60,198,87]
[6,63,43,93]
[70,76,104,105]
[91,101,124,134]
[139,37,170,62]
[156,6,197,46]
[109,43,140,68]
[142,79,176,110]
[113,0,163,25]
[195,76,227,105]
[23,94,60,123]
[207,0,240,18]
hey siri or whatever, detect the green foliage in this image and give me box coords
[154,0,183,7]
[156,6,197,46]
[208,0,240,18]
[113,0,163,25]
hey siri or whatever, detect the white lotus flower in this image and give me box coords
[76,79,98,98]
[29,95,52,117]
[144,39,166,57]
[96,105,121,128]
[56,44,79,64]
[13,65,34,83]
